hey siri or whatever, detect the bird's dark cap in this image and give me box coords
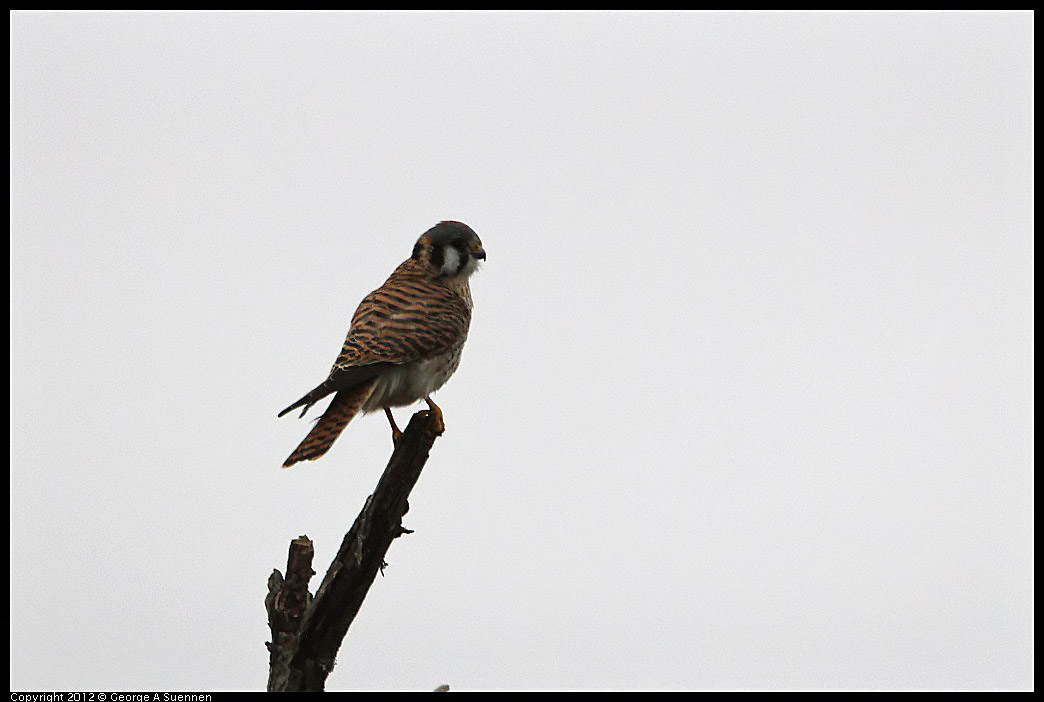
[413,221,483,261]
[423,221,480,246]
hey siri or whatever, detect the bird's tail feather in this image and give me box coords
[282,380,377,468]
[278,377,337,418]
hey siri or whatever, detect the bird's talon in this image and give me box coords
[423,410,445,435]
[419,405,444,432]
[423,396,445,434]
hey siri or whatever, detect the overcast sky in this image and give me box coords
[9,11,1033,692]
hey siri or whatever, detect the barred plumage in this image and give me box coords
[279,221,485,468]
[282,379,378,467]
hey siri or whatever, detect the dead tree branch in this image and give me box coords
[266,536,315,691]
[266,409,442,691]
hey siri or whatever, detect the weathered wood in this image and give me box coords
[266,537,315,691]
[266,409,442,691]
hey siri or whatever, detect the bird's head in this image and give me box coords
[413,221,486,280]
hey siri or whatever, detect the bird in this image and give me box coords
[278,221,485,468]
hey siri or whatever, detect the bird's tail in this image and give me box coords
[282,380,378,468]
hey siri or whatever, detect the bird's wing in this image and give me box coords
[277,363,392,418]
[333,264,472,369]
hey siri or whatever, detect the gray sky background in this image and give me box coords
[9,11,1033,691]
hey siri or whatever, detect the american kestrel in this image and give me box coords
[278,221,485,468]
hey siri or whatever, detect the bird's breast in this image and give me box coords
[362,345,466,411]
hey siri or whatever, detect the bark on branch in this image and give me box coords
[265,410,442,692]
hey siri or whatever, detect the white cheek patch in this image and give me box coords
[440,247,461,276]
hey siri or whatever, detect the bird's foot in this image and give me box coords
[424,396,445,435]
[385,407,404,446]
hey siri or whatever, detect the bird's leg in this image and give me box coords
[384,406,403,445]
[423,396,445,435]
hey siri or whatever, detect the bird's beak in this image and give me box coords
[473,246,486,261]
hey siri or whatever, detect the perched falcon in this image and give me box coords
[279,221,485,468]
